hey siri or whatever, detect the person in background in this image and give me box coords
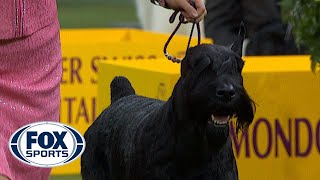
[0,0,206,180]
[204,0,304,55]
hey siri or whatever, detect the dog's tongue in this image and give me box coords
[214,115,229,122]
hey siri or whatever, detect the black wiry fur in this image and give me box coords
[81,34,255,180]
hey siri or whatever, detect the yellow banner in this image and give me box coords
[96,56,320,180]
[52,28,212,175]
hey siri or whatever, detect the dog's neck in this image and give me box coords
[168,78,207,123]
[169,78,190,123]
[167,78,209,141]
[163,79,214,175]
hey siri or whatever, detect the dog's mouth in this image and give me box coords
[208,114,231,127]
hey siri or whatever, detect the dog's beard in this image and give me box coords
[233,89,255,133]
[205,87,255,149]
[207,87,255,132]
[204,104,232,150]
[206,118,230,151]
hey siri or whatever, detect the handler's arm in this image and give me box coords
[150,0,207,23]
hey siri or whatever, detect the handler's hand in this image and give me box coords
[165,0,207,23]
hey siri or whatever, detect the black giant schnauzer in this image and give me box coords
[81,26,255,180]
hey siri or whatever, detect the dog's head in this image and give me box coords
[179,25,255,148]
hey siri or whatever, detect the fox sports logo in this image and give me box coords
[9,122,85,167]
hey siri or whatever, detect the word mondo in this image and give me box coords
[9,121,85,167]
[231,117,320,158]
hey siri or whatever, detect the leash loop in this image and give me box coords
[164,1,201,63]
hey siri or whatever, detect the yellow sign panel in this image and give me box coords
[52,28,212,175]
[97,56,320,180]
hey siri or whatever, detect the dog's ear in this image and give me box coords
[181,50,211,78]
[230,22,246,57]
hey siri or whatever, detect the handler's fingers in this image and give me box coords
[182,9,205,23]
[178,0,199,19]
[195,11,206,23]
[181,11,192,21]
[194,0,207,22]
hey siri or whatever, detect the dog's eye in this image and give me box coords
[219,57,243,75]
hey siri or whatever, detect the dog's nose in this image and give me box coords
[216,84,236,100]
